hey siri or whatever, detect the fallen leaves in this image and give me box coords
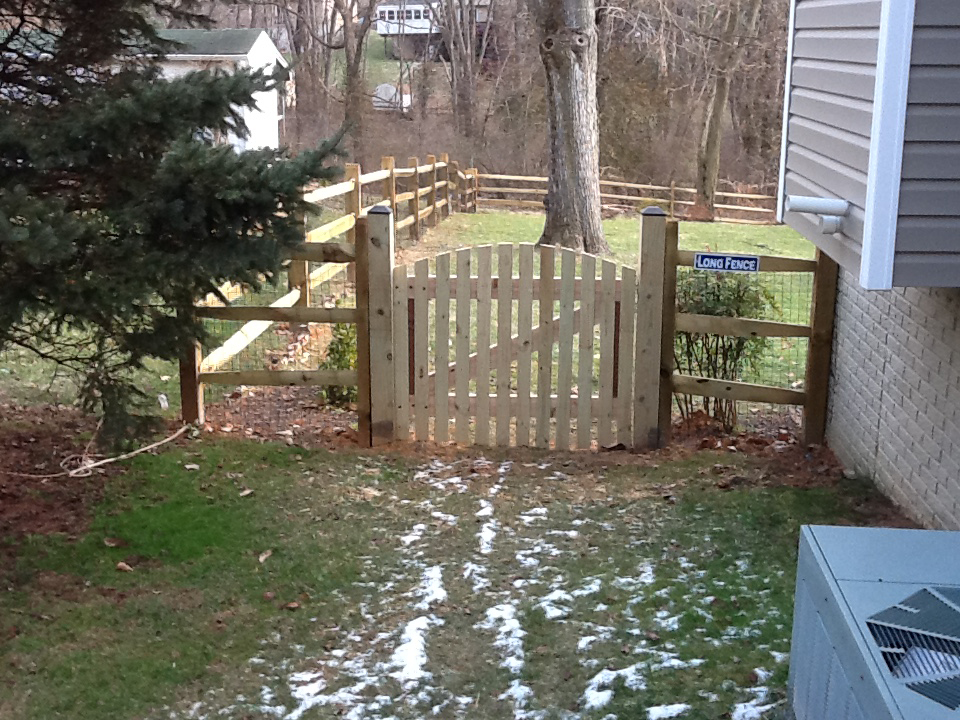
[116,561,134,573]
[183,463,200,471]
[103,537,128,548]
[239,488,255,498]
[258,550,273,564]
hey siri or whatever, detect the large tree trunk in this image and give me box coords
[694,0,763,218]
[533,0,607,254]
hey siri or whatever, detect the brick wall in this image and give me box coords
[827,270,960,529]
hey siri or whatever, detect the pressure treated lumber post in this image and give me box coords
[345,162,361,283]
[657,220,679,446]
[803,249,839,446]
[470,168,479,212]
[179,331,205,425]
[381,155,397,216]
[669,181,677,219]
[450,160,461,212]
[633,207,667,450]
[407,156,420,244]
[440,152,451,220]
[355,206,397,447]
[426,154,439,227]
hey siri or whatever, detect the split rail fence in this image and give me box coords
[477,174,777,224]
[180,164,835,450]
[179,152,479,446]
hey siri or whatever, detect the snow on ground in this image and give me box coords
[176,456,786,720]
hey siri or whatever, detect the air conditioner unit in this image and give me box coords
[790,525,960,720]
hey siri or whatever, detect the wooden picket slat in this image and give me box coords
[598,259,617,447]
[414,259,430,441]
[496,245,514,446]
[455,249,472,444]
[434,253,451,443]
[555,250,577,450]
[393,266,410,440]
[577,254,596,449]
[475,246,493,446]
[516,244,535,447]
[617,267,637,446]
[536,246,556,448]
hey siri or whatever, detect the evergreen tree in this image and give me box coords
[0,1,341,441]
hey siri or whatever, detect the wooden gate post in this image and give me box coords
[179,333,205,425]
[634,207,668,450]
[381,156,397,216]
[356,207,396,447]
[440,152,451,220]
[407,157,421,244]
[803,249,839,446]
[450,160,461,211]
[658,220,680,446]
[426,154,439,227]
[345,163,361,283]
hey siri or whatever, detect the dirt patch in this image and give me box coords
[203,386,360,450]
[0,404,115,548]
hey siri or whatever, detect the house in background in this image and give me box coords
[778,0,960,530]
[158,29,288,151]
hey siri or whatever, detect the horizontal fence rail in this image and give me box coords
[476,174,776,225]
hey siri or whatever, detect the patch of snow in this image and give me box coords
[595,603,609,612]
[389,615,443,688]
[770,650,788,664]
[519,507,548,525]
[400,523,427,546]
[647,703,691,719]
[431,511,458,525]
[754,667,772,683]
[547,530,580,539]
[571,577,602,597]
[476,500,494,518]
[463,561,490,592]
[582,663,646,710]
[414,566,447,610]
[731,699,777,720]
[479,519,499,554]
[655,610,681,632]
[577,635,600,652]
[537,589,574,620]
[478,603,526,674]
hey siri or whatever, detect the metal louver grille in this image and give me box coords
[866,586,960,710]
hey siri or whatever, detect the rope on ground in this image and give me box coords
[7,424,192,480]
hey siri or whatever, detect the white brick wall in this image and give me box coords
[827,270,960,529]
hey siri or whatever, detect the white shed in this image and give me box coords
[158,29,287,151]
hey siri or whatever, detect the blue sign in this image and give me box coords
[693,253,760,273]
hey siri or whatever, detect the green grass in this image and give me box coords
[416,211,816,265]
[1,439,902,719]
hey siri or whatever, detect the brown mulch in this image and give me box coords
[202,385,361,450]
[0,404,123,574]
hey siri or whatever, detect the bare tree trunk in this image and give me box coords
[694,0,762,217]
[533,0,607,254]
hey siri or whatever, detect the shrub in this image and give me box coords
[318,317,358,407]
[673,269,779,430]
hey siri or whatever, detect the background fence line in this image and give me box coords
[476,174,777,224]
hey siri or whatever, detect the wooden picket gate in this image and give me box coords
[389,242,666,450]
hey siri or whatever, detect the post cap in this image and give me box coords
[369,205,393,215]
[641,206,667,216]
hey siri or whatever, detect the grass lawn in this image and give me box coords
[409,211,816,267]
[1,437,908,720]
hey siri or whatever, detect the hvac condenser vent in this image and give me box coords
[866,586,960,710]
